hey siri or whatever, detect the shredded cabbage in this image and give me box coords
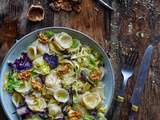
[84,114,95,120]
[4,72,23,93]
[97,112,107,120]
[33,57,50,75]
[25,115,42,120]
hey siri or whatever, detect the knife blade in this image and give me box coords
[129,33,160,119]
[128,45,154,119]
[97,0,114,11]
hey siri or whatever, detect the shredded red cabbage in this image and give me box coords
[43,53,58,69]
[8,53,32,71]
[91,111,97,117]
[16,106,31,116]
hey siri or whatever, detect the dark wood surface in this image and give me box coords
[0,0,160,120]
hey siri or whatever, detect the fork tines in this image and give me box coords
[126,49,139,68]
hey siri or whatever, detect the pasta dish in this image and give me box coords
[4,31,107,120]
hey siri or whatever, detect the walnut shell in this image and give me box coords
[27,4,45,22]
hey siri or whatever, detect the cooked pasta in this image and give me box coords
[4,31,107,120]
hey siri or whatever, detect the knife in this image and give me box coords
[130,45,153,112]
[129,34,160,119]
[97,0,114,11]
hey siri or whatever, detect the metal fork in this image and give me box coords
[116,49,139,102]
[106,49,138,119]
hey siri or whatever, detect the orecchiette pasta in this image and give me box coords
[27,41,49,60]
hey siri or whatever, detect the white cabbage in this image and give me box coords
[25,96,47,112]
[62,73,76,87]
[48,41,62,55]
[48,103,62,116]
[54,32,73,49]
[33,56,50,75]
[37,42,49,55]
[45,71,61,89]
[15,81,31,94]
[12,92,24,107]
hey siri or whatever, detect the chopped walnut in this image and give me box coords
[58,64,70,74]
[72,4,81,13]
[68,109,81,120]
[18,71,31,81]
[49,2,61,12]
[31,79,43,91]
[90,69,102,81]
[49,0,82,13]
[61,2,72,12]
[38,33,49,44]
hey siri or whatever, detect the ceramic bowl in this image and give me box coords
[0,27,115,120]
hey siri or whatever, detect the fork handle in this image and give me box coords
[116,78,129,102]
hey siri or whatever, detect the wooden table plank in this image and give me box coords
[54,0,107,49]
[108,0,160,120]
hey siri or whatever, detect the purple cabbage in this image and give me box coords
[43,53,58,69]
[80,70,94,86]
[16,106,31,116]
[8,53,32,71]
[91,111,97,117]
[38,112,48,119]
[56,118,64,120]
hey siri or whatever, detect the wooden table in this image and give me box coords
[0,0,160,120]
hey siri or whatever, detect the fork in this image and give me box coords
[116,49,139,102]
[106,49,138,119]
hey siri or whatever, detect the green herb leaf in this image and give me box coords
[71,39,79,48]
[43,31,54,38]
[4,71,23,93]
[84,114,95,120]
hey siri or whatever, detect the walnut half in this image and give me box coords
[18,71,31,81]
[68,109,81,120]
[31,79,43,91]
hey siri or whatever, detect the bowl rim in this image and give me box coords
[0,26,115,120]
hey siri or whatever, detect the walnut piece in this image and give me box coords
[49,0,82,13]
[61,2,72,12]
[58,64,70,74]
[18,71,31,81]
[49,2,61,12]
[68,109,81,120]
[31,79,43,91]
[38,32,49,44]
[90,69,102,81]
